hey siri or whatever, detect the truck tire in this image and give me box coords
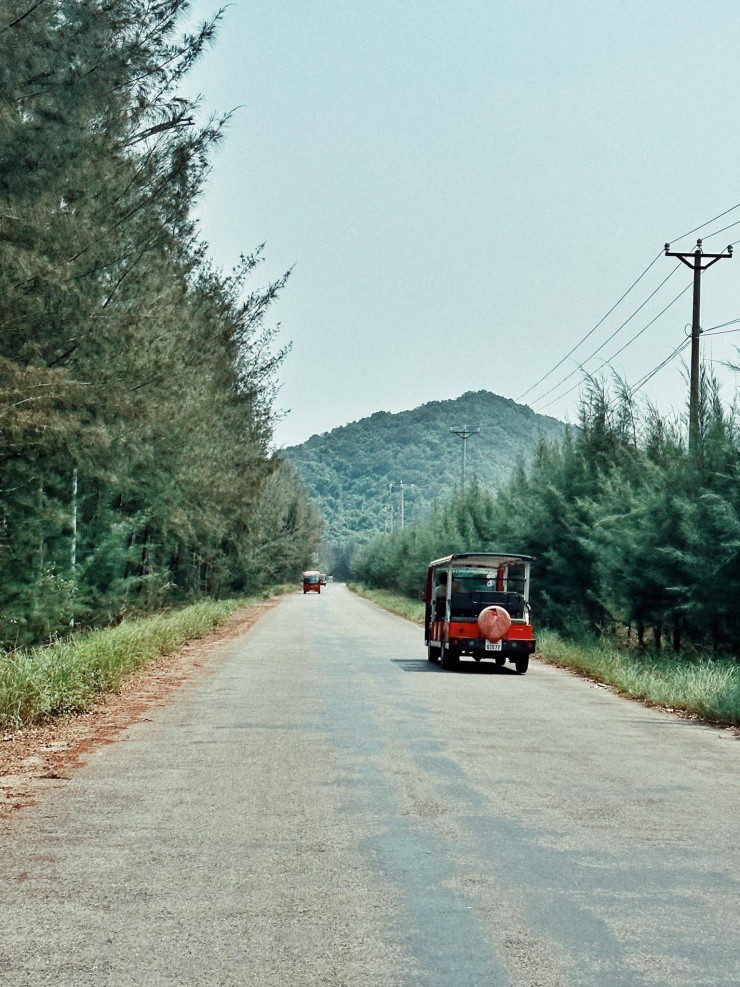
[427,644,439,663]
[514,655,529,675]
[440,645,459,670]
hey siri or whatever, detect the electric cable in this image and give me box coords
[628,339,691,397]
[535,283,691,411]
[542,311,740,411]
[516,202,740,401]
[701,327,740,337]
[594,284,691,366]
[531,266,682,407]
[698,216,740,243]
[705,317,740,331]
[668,200,740,243]
[515,251,663,402]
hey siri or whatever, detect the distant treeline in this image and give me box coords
[1,1,321,646]
[354,378,740,654]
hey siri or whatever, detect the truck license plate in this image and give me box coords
[485,640,502,651]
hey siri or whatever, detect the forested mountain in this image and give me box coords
[0,1,322,646]
[284,391,565,546]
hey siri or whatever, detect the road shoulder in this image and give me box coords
[0,596,287,817]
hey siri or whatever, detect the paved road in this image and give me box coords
[2,586,738,987]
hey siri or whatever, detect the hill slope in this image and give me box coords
[284,391,566,545]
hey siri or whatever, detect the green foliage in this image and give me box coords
[0,2,322,645]
[354,373,740,656]
[352,478,506,598]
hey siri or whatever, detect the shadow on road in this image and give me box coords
[391,658,519,675]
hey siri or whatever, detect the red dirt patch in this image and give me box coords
[0,597,285,818]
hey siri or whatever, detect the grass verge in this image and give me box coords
[348,584,425,623]
[0,588,291,732]
[538,630,740,726]
[350,584,740,726]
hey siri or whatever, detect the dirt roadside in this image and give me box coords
[0,596,287,818]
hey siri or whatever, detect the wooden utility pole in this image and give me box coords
[664,239,732,453]
[450,426,480,490]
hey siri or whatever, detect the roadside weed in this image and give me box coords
[0,591,290,732]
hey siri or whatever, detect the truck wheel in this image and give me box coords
[440,646,459,671]
[494,654,506,666]
[514,655,529,675]
[427,644,439,663]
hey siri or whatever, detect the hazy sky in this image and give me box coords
[182,0,740,447]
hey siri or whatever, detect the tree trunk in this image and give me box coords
[673,616,682,654]
[137,526,150,594]
[70,469,78,628]
[38,481,44,572]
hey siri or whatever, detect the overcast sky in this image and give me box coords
[182,0,740,447]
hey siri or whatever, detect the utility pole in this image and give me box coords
[400,481,405,530]
[449,426,480,490]
[664,238,732,454]
[388,482,395,530]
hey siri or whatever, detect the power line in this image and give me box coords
[535,310,740,418]
[531,266,682,407]
[625,325,740,401]
[626,316,740,403]
[669,200,740,243]
[699,216,740,243]
[515,251,663,402]
[596,284,691,365]
[536,284,691,411]
[629,339,691,397]
[518,201,740,406]
[702,326,740,337]
[705,316,740,332]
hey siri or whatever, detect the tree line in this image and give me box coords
[1,1,322,646]
[354,374,740,655]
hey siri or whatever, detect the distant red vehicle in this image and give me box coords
[302,570,321,594]
[425,553,535,673]
[319,573,327,586]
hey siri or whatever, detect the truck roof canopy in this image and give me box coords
[429,552,534,569]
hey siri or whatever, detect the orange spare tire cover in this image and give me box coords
[477,606,511,643]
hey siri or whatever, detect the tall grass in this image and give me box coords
[538,630,740,726]
[349,584,425,623]
[0,592,286,732]
[351,585,740,726]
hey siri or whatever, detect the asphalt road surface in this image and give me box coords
[2,585,739,987]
